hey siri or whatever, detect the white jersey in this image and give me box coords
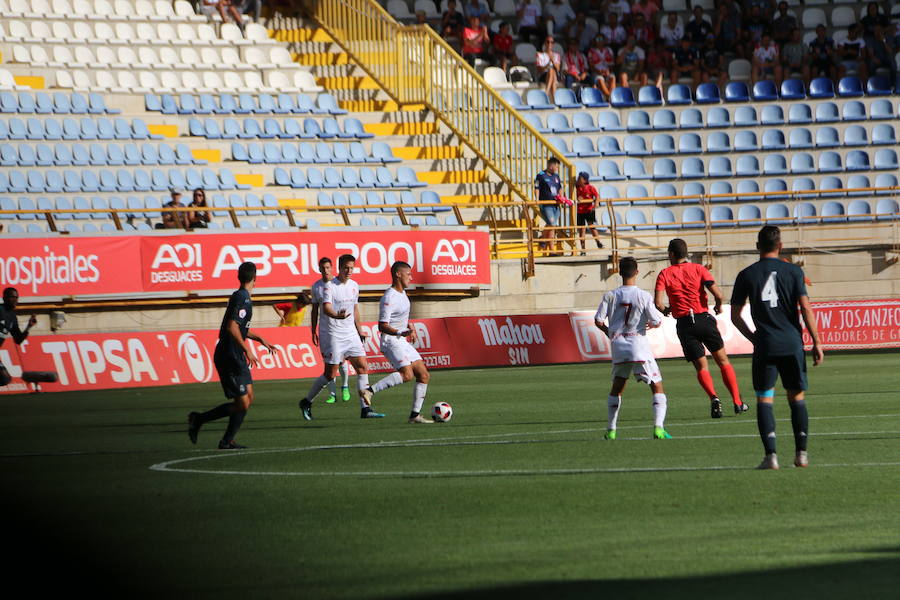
[322,277,359,341]
[311,278,329,337]
[595,285,663,363]
[378,286,410,333]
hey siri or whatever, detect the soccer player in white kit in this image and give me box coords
[362,261,433,424]
[594,257,672,440]
[310,256,351,404]
[299,254,385,420]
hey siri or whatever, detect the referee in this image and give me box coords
[655,239,748,418]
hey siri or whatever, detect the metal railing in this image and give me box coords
[298,0,613,277]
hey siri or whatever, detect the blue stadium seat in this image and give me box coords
[46,171,64,193]
[548,136,571,157]
[321,118,342,138]
[598,159,624,181]
[734,130,758,151]
[681,157,705,178]
[695,83,720,104]
[724,81,750,103]
[846,174,871,197]
[793,202,816,222]
[501,90,527,109]
[844,125,868,146]
[666,84,692,105]
[16,145,36,167]
[679,108,705,128]
[18,94,37,114]
[737,204,763,226]
[678,133,702,154]
[257,94,277,114]
[0,92,18,113]
[761,129,785,150]
[342,118,374,138]
[525,90,555,109]
[875,173,898,195]
[547,113,575,133]
[179,94,199,115]
[573,137,601,157]
[572,112,601,132]
[397,166,425,187]
[736,179,759,201]
[599,210,627,232]
[847,200,872,221]
[624,159,648,180]
[580,87,608,107]
[875,149,899,170]
[652,109,676,130]
[610,87,637,108]
[26,171,45,193]
[235,94,255,114]
[1,144,18,166]
[764,178,788,200]
[821,201,846,222]
[838,76,864,97]
[734,106,758,126]
[842,100,866,121]
[708,182,732,202]
[274,94,297,114]
[752,80,778,101]
[682,181,705,202]
[53,93,74,115]
[870,99,896,120]
[706,131,730,153]
[764,154,788,175]
[652,207,678,229]
[652,158,676,179]
[808,77,835,99]
[626,183,650,204]
[317,93,347,115]
[35,143,53,166]
[816,127,839,148]
[597,136,623,156]
[522,113,546,133]
[872,124,896,145]
[323,166,343,188]
[780,79,805,100]
[765,203,791,225]
[875,198,899,220]
[653,183,679,205]
[818,151,843,173]
[708,156,732,177]
[815,101,839,122]
[554,88,581,109]
[196,94,216,114]
[627,110,651,131]
[788,103,812,124]
[622,135,647,155]
[760,105,784,125]
[651,134,675,155]
[819,176,844,197]
[788,128,813,149]
[34,93,54,114]
[371,141,401,163]
[637,85,663,106]
[709,205,733,227]
[598,111,624,131]
[625,208,653,230]
[681,206,705,228]
[866,76,893,96]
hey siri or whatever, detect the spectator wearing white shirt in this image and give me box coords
[751,33,783,85]
[659,13,684,49]
[600,12,628,53]
[516,1,543,42]
[536,35,563,97]
[545,0,576,35]
[837,24,869,81]
[605,0,631,23]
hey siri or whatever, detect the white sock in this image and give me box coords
[306,375,332,404]
[412,382,427,414]
[357,373,370,408]
[373,372,403,393]
[652,393,667,428]
[607,395,621,430]
[340,361,349,388]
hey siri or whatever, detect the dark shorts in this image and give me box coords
[752,349,807,393]
[577,211,596,226]
[675,312,724,362]
[0,364,10,387]
[215,355,252,399]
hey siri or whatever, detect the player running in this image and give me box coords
[730,226,824,470]
[654,238,749,418]
[310,257,351,404]
[595,257,672,440]
[188,262,278,449]
[0,287,37,388]
[362,261,433,424]
[300,254,385,420]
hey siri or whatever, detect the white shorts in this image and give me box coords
[612,358,662,384]
[323,336,365,365]
[381,336,423,370]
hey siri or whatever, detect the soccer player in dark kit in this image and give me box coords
[0,287,37,387]
[188,262,278,449]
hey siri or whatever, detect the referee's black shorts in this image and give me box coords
[675,312,724,362]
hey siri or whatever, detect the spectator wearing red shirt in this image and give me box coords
[575,172,604,253]
[492,22,514,72]
[654,239,748,418]
[629,13,655,46]
[461,15,490,66]
[563,39,593,88]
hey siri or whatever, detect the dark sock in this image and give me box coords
[757,402,777,455]
[409,411,419,420]
[789,400,808,452]
[198,403,231,426]
[223,409,246,443]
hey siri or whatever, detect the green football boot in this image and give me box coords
[604,429,617,441]
[653,427,672,439]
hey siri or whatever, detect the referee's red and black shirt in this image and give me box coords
[655,262,715,319]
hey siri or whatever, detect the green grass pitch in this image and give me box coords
[2,352,898,599]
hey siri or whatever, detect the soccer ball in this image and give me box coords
[431,402,453,423]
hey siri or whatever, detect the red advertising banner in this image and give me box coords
[1,300,897,395]
[0,229,491,300]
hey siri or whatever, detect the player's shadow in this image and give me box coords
[403,551,900,600]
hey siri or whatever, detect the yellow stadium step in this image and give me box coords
[269,28,333,43]
[235,174,264,187]
[276,198,307,208]
[364,122,438,136]
[471,219,528,229]
[392,146,461,160]
[441,194,511,205]
[295,52,395,66]
[417,170,488,184]
[14,75,44,89]
[316,75,380,90]
[148,124,178,138]
[192,149,221,163]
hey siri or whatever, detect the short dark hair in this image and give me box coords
[667,238,688,259]
[238,261,257,284]
[338,254,356,268]
[391,261,411,277]
[619,257,638,279]
[318,257,332,268]
[2,287,18,299]
[757,225,781,253]
[547,157,560,166]
[295,291,311,305]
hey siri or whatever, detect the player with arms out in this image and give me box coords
[595,257,672,440]
[310,257,351,404]
[731,226,823,470]
[189,262,278,449]
[654,238,749,418]
[300,254,385,420]
[362,261,433,424]
[0,287,37,388]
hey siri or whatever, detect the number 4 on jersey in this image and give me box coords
[761,272,778,308]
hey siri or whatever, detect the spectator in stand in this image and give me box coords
[629,12,655,46]
[742,4,769,58]
[744,0,775,20]
[600,12,628,53]
[588,34,617,98]
[605,0,631,24]
[160,190,188,229]
[700,33,727,87]
[837,24,869,82]
[659,12,684,49]
[461,16,490,66]
[645,39,669,93]
[575,172,604,254]
[685,6,712,47]
[861,2,889,44]
[563,39,593,89]
[631,0,658,27]
[567,14,598,52]
[441,0,466,47]
[273,292,311,327]
[617,35,648,88]
[492,22,515,72]
[464,0,490,24]
[200,0,245,31]
[771,2,796,46]
[867,25,896,82]
[782,28,811,86]
[671,35,700,87]
[546,0,576,35]
[809,24,836,83]
[714,2,743,57]
[536,36,563,97]
[752,32,783,85]
[516,0,543,43]
[188,188,210,229]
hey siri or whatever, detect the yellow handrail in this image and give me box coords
[298,0,608,276]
